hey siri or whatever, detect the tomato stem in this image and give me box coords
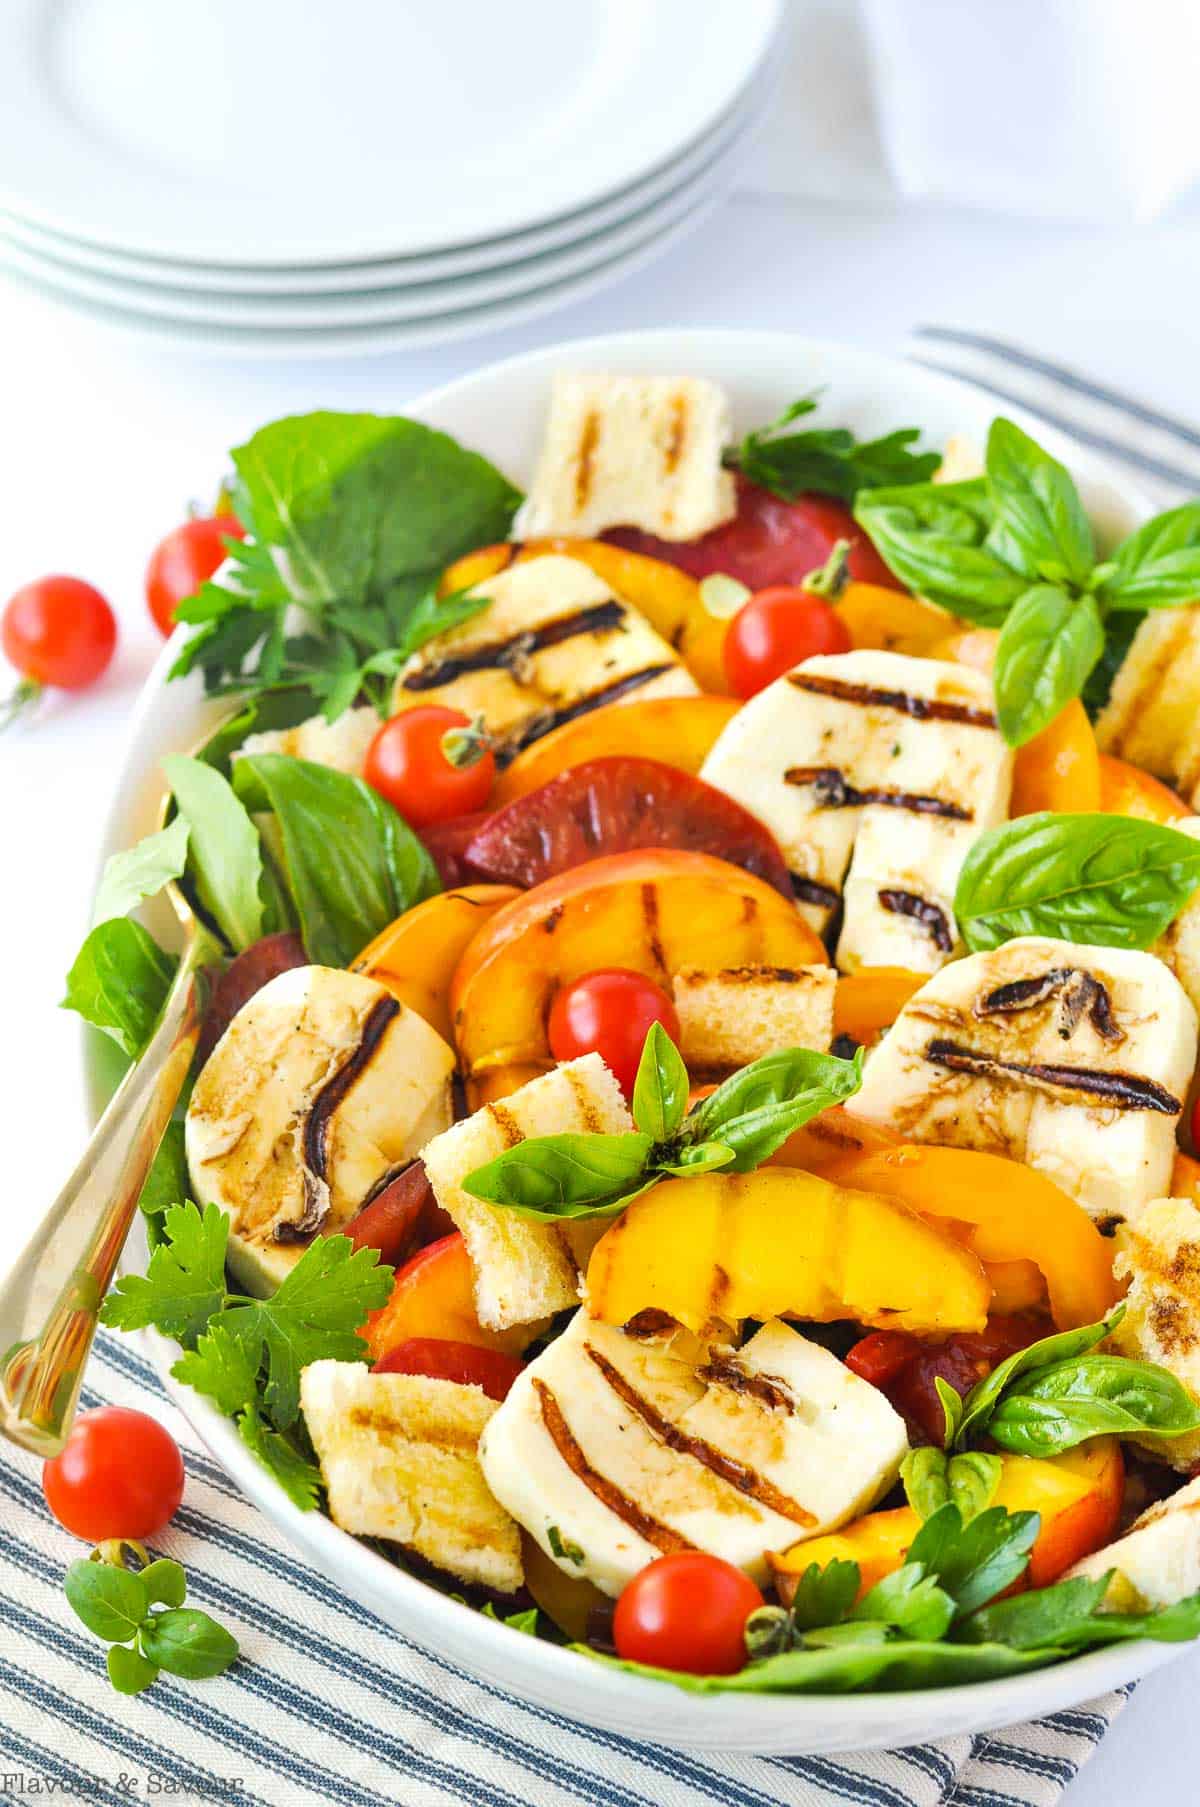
[441,711,494,771]
[0,677,42,730]
[92,1537,149,1571]
[802,539,852,601]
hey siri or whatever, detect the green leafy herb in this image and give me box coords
[984,418,1095,588]
[171,411,520,721]
[786,1560,861,1632]
[61,918,176,1059]
[954,814,1200,952]
[935,1378,964,1448]
[1082,607,1145,718]
[137,1119,190,1225]
[727,395,941,505]
[584,1637,1058,1694]
[235,1405,324,1511]
[954,1312,1122,1448]
[101,1200,230,1346]
[1095,502,1200,610]
[901,1449,1001,1523]
[91,817,190,928]
[233,753,440,967]
[852,1565,955,1642]
[63,1549,237,1697]
[992,585,1104,747]
[907,1504,1040,1620]
[162,754,270,952]
[547,1525,585,1566]
[986,1353,1200,1457]
[463,1033,863,1220]
[852,480,1025,621]
[481,1602,540,1635]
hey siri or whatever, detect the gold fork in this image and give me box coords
[0,784,225,1457]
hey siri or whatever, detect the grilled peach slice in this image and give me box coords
[1010,700,1101,816]
[361,1232,536,1364]
[491,695,740,805]
[1098,753,1190,823]
[834,583,964,657]
[450,849,826,1104]
[585,1169,991,1337]
[352,884,519,1044]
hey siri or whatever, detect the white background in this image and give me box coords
[4,27,1200,1803]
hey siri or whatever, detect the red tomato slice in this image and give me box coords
[196,931,307,1069]
[344,1159,453,1266]
[461,757,792,895]
[605,476,902,592]
[372,1336,525,1401]
[847,1315,1052,1445]
[418,810,493,887]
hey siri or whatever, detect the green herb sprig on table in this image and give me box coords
[64,1546,237,1697]
[726,394,941,504]
[854,417,1200,745]
[100,1202,393,1507]
[462,1024,863,1221]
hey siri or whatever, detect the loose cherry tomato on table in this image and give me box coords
[373,1336,525,1401]
[145,514,245,637]
[365,706,496,829]
[548,968,681,1098]
[613,1552,763,1675]
[42,1406,185,1542]
[723,585,852,700]
[2,576,117,723]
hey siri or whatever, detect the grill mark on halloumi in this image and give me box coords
[975,968,1125,1044]
[788,670,998,730]
[790,874,841,911]
[924,1038,1182,1112]
[879,889,953,953]
[287,994,403,1242]
[695,1353,794,1413]
[498,665,678,764]
[584,1347,817,1529]
[783,765,973,821]
[401,600,627,692]
[533,1378,693,1554]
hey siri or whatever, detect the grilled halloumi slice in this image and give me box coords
[511,372,737,543]
[391,553,697,767]
[853,937,1198,1220]
[672,963,836,1077]
[185,965,454,1296]
[1067,1474,1200,1610]
[1097,606,1200,807]
[479,1311,907,1596]
[1107,1196,1200,1470]
[301,1361,523,1593]
[237,704,379,777]
[421,1054,633,1333]
[699,650,1013,971]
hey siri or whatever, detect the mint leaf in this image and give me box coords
[101,1201,229,1345]
[993,586,1104,747]
[91,817,190,928]
[632,1022,689,1142]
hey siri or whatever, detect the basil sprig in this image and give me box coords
[64,1549,237,1697]
[463,1026,863,1221]
[954,812,1200,952]
[901,1448,1001,1525]
[855,417,1200,745]
[943,1306,1200,1458]
[725,394,941,504]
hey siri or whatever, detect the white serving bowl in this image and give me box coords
[88,330,1175,1754]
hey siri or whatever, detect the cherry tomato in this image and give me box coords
[42,1406,184,1542]
[145,514,245,637]
[365,706,495,829]
[2,576,116,699]
[373,1336,525,1401]
[463,757,791,895]
[613,1552,763,1675]
[606,477,902,592]
[723,586,852,699]
[548,968,680,1098]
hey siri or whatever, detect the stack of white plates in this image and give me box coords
[0,0,783,357]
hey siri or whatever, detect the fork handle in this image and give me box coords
[0,930,213,1457]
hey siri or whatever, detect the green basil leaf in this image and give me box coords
[936,1378,965,1449]
[984,418,1095,587]
[688,1046,863,1171]
[61,919,176,1060]
[785,1559,861,1632]
[955,1311,1122,1448]
[987,1353,1200,1457]
[906,1504,1039,1618]
[138,1118,189,1222]
[64,1561,148,1642]
[657,1140,736,1177]
[139,1608,239,1679]
[138,1560,187,1610]
[163,754,267,952]
[954,814,1200,952]
[947,1451,1002,1522]
[631,1022,689,1141]
[1081,607,1145,719]
[106,1644,160,1695]
[580,1636,1057,1694]
[1098,501,1200,610]
[957,1574,1111,1649]
[852,480,1026,621]
[852,1564,956,1642]
[901,1448,950,1520]
[993,586,1104,747]
[91,816,190,928]
[233,753,440,967]
[462,1132,654,1220]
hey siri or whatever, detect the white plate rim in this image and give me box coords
[88,329,1175,1754]
[0,0,782,264]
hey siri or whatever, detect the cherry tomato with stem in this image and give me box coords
[613,1552,763,1675]
[42,1406,185,1542]
[373,1336,524,1401]
[145,514,246,637]
[365,706,496,829]
[2,576,117,725]
[548,968,680,1098]
[724,584,851,700]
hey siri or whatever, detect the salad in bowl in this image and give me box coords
[63,333,1200,1744]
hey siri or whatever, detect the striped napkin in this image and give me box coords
[3,329,1192,1807]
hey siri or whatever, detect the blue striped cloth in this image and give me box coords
[6,330,1196,1805]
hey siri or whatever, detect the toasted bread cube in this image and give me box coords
[672,964,836,1074]
[1096,607,1200,807]
[1067,1474,1200,1609]
[237,704,379,778]
[300,1361,522,1593]
[1108,1196,1200,1470]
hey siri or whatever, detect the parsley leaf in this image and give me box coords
[237,1404,324,1511]
[100,1201,229,1345]
[727,394,941,505]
